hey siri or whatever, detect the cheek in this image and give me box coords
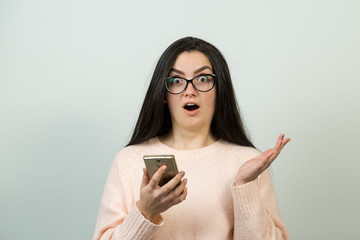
[209,91,216,111]
[166,94,179,114]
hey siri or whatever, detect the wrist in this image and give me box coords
[136,202,160,223]
[234,178,247,186]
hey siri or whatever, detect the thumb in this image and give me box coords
[140,168,150,189]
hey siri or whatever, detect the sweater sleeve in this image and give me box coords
[231,169,290,240]
[92,154,163,240]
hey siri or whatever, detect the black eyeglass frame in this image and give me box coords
[165,74,216,95]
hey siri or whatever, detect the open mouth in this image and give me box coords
[184,103,199,111]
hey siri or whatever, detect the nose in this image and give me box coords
[183,81,197,96]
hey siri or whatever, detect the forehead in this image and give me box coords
[172,51,212,71]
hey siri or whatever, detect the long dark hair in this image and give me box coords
[127,37,254,148]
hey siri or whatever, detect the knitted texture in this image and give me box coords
[93,137,289,240]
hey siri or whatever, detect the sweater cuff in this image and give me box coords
[116,204,163,239]
[231,179,264,219]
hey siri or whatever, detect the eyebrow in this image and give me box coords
[170,66,213,75]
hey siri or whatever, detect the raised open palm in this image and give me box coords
[235,134,291,185]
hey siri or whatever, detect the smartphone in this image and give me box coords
[143,155,179,186]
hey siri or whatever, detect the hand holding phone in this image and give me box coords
[137,155,188,223]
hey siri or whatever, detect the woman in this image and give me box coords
[93,37,290,240]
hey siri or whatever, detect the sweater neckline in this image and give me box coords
[149,136,225,159]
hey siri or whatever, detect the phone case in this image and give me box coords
[143,155,178,186]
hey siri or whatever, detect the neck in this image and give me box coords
[160,127,217,150]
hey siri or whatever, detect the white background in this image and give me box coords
[1,0,359,239]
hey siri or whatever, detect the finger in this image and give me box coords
[280,138,291,149]
[274,134,284,151]
[269,137,291,163]
[141,168,150,189]
[163,178,187,203]
[162,171,185,193]
[258,135,289,171]
[178,186,188,202]
[271,134,287,157]
[170,186,188,205]
[172,178,187,196]
[149,165,167,188]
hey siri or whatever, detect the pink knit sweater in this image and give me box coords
[93,137,290,240]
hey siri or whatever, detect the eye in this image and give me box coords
[169,77,182,84]
[198,75,209,82]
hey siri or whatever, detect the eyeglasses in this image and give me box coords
[165,74,216,94]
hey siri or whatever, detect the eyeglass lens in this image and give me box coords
[166,75,215,94]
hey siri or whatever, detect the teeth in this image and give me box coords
[186,103,195,106]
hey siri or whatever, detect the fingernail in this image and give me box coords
[180,171,185,177]
[184,178,187,184]
[162,165,167,170]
